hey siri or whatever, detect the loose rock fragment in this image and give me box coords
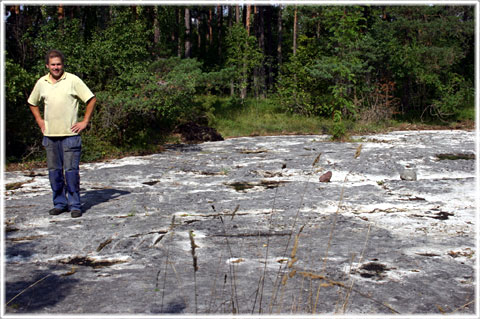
[400,169,417,181]
[319,171,332,182]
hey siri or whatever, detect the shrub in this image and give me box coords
[91,58,205,147]
[330,110,346,140]
[5,58,40,161]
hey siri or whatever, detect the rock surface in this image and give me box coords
[3,130,477,316]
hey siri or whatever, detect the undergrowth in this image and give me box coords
[211,97,394,139]
[5,96,473,171]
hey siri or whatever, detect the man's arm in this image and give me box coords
[71,96,97,134]
[29,104,45,133]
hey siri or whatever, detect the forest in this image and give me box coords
[4,4,475,163]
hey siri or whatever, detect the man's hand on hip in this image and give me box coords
[38,119,46,133]
[71,121,88,133]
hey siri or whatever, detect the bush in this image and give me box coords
[330,110,346,140]
[5,58,41,161]
[91,58,205,147]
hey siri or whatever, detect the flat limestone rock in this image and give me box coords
[4,130,476,315]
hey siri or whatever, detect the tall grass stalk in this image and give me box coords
[268,152,322,313]
[207,251,224,313]
[6,274,53,307]
[218,215,240,313]
[334,253,357,313]
[277,225,304,313]
[156,215,181,312]
[252,184,280,314]
[312,144,363,313]
[340,223,372,313]
[189,230,199,314]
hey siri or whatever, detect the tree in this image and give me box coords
[371,5,475,119]
[293,6,298,55]
[185,7,192,58]
[4,4,475,163]
[225,23,263,99]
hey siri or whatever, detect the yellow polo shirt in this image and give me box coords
[28,72,95,137]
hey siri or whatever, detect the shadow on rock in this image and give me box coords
[151,300,187,314]
[81,189,130,213]
[165,144,203,153]
[5,268,79,313]
[5,242,35,262]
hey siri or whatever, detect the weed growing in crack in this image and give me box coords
[267,151,322,314]
[155,215,188,312]
[217,212,241,314]
[189,230,199,314]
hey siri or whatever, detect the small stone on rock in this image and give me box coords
[319,171,332,182]
[400,169,417,181]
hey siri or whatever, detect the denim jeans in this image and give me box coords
[42,135,82,211]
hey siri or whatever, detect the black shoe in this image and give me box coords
[71,210,82,218]
[49,207,67,215]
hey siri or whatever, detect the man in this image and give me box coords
[28,49,96,218]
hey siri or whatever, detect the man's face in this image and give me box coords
[46,57,64,80]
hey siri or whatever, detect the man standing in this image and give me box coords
[28,49,96,218]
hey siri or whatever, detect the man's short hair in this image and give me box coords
[45,49,65,65]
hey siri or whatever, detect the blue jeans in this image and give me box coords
[43,135,82,211]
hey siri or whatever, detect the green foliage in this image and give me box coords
[30,18,89,78]
[213,98,324,137]
[225,23,264,96]
[5,5,475,164]
[330,110,346,140]
[5,58,41,160]
[276,7,370,117]
[371,6,475,119]
[86,8,151,91]
[80,132,117,162]
[428,77,474,120]
[5,58,35,104]
[275,5,474,122]
[91,57,205,147]
[275,36,330,116]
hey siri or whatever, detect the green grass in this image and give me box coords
[456,106,475,122]
[210,97,475,140]
[6,96,473,171]
[212,98,331,138]
[211,97,403,139]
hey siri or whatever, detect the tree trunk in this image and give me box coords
[277,6,283,66]
[130,5,137,19]
[241,5,252,99]
[208,8,213,46]
[230,6,236,96]
[293,5,298,56]
[246,5,251,35]
[176,8,182,57]
[264,6,274,92]
[153,6,160,53]
[217,5,223,57]
[227,6,233,28]
[197,11,202,51]
[185,8,191,58]
[257,6,266,98]
[58,5,64,20]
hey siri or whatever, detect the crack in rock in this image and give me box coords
[58,255,130,269]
